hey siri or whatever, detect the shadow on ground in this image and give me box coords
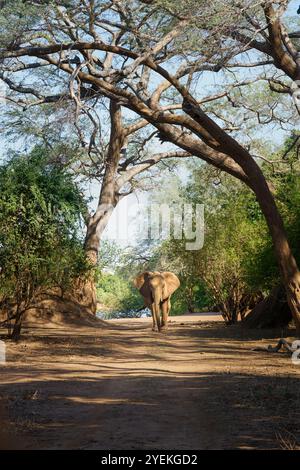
[0,321,299,450]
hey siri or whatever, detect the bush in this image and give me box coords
[0,147,89,338]
[97,272,142,313]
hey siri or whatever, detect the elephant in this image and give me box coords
[134,271,180,331]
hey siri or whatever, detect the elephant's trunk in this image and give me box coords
[149,277,165,330]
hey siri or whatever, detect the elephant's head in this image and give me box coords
[134,271,180,300]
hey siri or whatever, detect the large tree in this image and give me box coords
[0,0,192,312]
[1,0,300,329]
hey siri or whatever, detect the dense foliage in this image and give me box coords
[97,272,142,313]
[0,147,89,337]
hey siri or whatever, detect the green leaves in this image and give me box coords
[97,272,142,313]
[0,146,89,314]
[0,1,45,48]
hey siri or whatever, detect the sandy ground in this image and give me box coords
[0,313,300,450]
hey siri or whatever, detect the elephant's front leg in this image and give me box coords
[161,298,170,330]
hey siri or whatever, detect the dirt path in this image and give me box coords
[1,315,300,450]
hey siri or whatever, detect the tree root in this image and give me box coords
[253,338,300,354]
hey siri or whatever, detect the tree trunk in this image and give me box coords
[239,291,264,321]
[182,99,300,334]
[234,166,300,332]
[174,101,300,332]
[11,308,23,341]
[74,101,125,315]
[81,199,117,315]
[231,162,300,334]
[247,168,300,333]
[229,162,300,332]
[243,285,292,329]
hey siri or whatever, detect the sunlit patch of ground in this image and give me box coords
[0,315,299,450]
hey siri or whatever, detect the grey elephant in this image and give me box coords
[134,271,180,331]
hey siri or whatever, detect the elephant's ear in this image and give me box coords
[162,272,180,296]
[133,272,151,290]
